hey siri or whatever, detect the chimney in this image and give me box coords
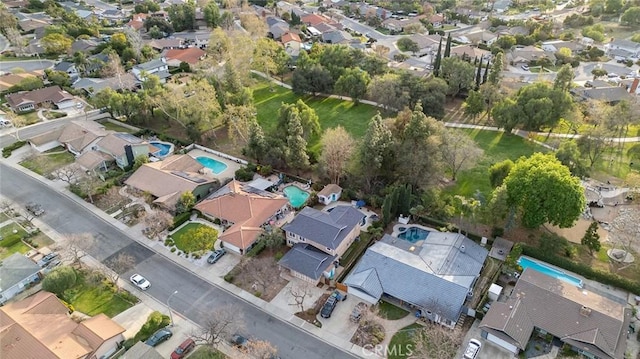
[630,78,639,94]
[460,244,466,253]
[580,306,592,317]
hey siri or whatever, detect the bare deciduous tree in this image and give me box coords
[243,339,278,359]
[288,283,312,312]
[53,164,83,184]
[191,305,244,348]
[241,257,280,294]
[320,126,355,185]
[123,26,143,58]
[143,210,173,239]
[0,200,15,216]
[440,129,484,181]
[104,253,136,286]
[55,233,93,267]
[410,323,463,359]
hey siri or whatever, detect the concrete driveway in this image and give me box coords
[458,319,517,359]
[316,294,360,342]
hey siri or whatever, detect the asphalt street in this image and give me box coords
[0,59,55,73]
[0,163,356,359]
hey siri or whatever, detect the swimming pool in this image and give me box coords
[518,256,583,287]
[283,185,309,208]
[150,141,173,157]
[397,226,430,243]
[196,156,228,175]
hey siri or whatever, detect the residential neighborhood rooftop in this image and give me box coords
[282,206,364,251]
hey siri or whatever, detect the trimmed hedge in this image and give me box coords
[170,212,192,231]
[522,244,640,295]
[246,239,266,257]
[2,141,26,158]
[0,234,24,248]
[134,128,191,147]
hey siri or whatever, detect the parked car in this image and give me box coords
[37,252,59,268]
[521,64,530,71]
[25,202,44,216]
[463,339,482,359]
[145,328,172,347]
[170,338,196,359]
[320,294,338,318]
[130,273,151,290]
[207,249,226,264]
[230,333,248,348]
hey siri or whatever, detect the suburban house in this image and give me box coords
[382,16,425,32]
[407,34,442,57]
[126,13,148,31]
[5,86,76,113]
[317,184,342,205]
[344,232,488,328]
[428,13,444,27]
[606,39,640,60]
[53,61,80,82]
[279,205,364,283]
[572,86,632,104]
[541,40,584,54]
[94,133,152,169]
[457,30,498,46]
[72,73,138,96]
[71,38,99,53]
[0,71,44,92]
[479,268,631,359]
[282,32,302,57]
[0,253,41,305]
[163,47,207,67]
[131,57,171,82]
[125,154,218,209]
[194,180,289,255]
[1,291,126,359]
[267,16,290,40]
[149,38,184,52]
[450,44,491,62]
[301,13,329,27]
[322,30,353,44]
[52,120,109,155]
[508,46,556,65]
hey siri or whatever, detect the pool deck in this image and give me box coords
[187,149,243,182]
[391,223,439,237]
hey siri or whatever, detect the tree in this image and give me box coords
[223,104,258,144]
[495,35,516,49]
[42,266,77,297]
[57,233,92,267]
[444,33,452,57]
[591,67,608,79]
[143,211,173,239]
[366,73,407,111]
[284,111,310,173]
[241,257,280,294]
[244,340,278,358]
[260,229,284,254]
[440,57,475,97]
[411,324,463,359]
[553,64,574,92]
[334,67,371,103]
[277,100,320,141]
[488,53,504,86]
[192,305,244,348]
[104,253,136,287]
[576,126,613,168]
[5,27,26,56]
[45,69,71,87]
[182,225,218,254]
[621,7,640,26]
[100,53,125,78]
[397,37,419,54]
[203,0,221,27]
[355,113,395,191]
[320,126,355,185]
[176,191,195,214]
[252,38,288,83]
[605,0,623,14]
[556,140,588,177]
[288,283,312,312]
[53,164,82,184]
[168,1,196,32]
[463,90,485,120]
[581,221,601,255]
[440,129,483,180]
[503,153,586,228]
[433,38,443,77]
[124,26,144,59]
[41,33,72,55]
[245,120,267,163]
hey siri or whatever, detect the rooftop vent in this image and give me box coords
[460,245,466,253]
[409,246,416,252]
[580,306,592,317]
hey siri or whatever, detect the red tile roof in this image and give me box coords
[281,32,301,43]
[164,47,206,65]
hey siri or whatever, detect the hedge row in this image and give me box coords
[521,245,640,295]
[2,141,26,158]
[0,233,23,248]
[246,239,267,257]
[169,211,192,231]
[134,128,191,147]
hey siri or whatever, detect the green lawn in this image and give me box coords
[388,323,423,359]
[170,222,210,253]
[252,81,382,147]
[377,300,409,320]
[100,120,137,133]
[0,241,31,259]
[445,129,547,197]
[64,273,136,317]
[190,346,227,359]
[20,147,75,176]
[16,111,41,126]
[0,222,28,239]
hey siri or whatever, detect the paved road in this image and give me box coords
[0,164,356,359]
[83,0,117,11]
[0,59,55,73]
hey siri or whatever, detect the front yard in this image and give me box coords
[63,269,138,317]
[224,254,288,301]
[20,147,75,177]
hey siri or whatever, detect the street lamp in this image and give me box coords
[167,290,178,327]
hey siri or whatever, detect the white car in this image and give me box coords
[463,339,482,359]
[130,274,151,290]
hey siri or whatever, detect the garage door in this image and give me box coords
[487,333,519,354]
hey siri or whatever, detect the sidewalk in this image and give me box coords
[1,152,381,358]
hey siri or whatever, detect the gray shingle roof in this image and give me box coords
[54,61,75,72]
[282,206,364,250]
[133,58,167,72]
[278,243,337,280]
[479,268,631,359]
[0,253,40,291]
[344,238,483,322]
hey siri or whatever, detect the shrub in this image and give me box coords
[274,251,284,261]
[42,266,77,297]
[170,247,177,253]
[246,240,267,257]
[234,167,255,181]
[60,299,75,313]
[2,141,27,158]
[170,212,191,230]
[133,311,170,343]
[118,290,139,304]
[224,273,234,283]
[254,291,262,298]
[0,233,23,248]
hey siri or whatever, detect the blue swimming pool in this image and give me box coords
[196,156,228,175]
[518,256,583,287]
[150,141,173,157]
[283,185,309,208]
[397,226,430,243]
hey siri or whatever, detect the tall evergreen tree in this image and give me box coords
[475,59,483,89]
[285,112,309,173]
[433,38,443,77]
[483,59,490,84]
[444,34,452,58]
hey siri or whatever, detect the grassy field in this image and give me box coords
[387,323,423,359]
[190,346,227,359]
[64,273,135,317]
[20,147,75,176]
[377,300,409,320]
[170,222,211,253]
[445,129,547,197]
[0,222,28,238]
[0,241,31,259]
[252,82,382,148]
[17,111,40,126]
